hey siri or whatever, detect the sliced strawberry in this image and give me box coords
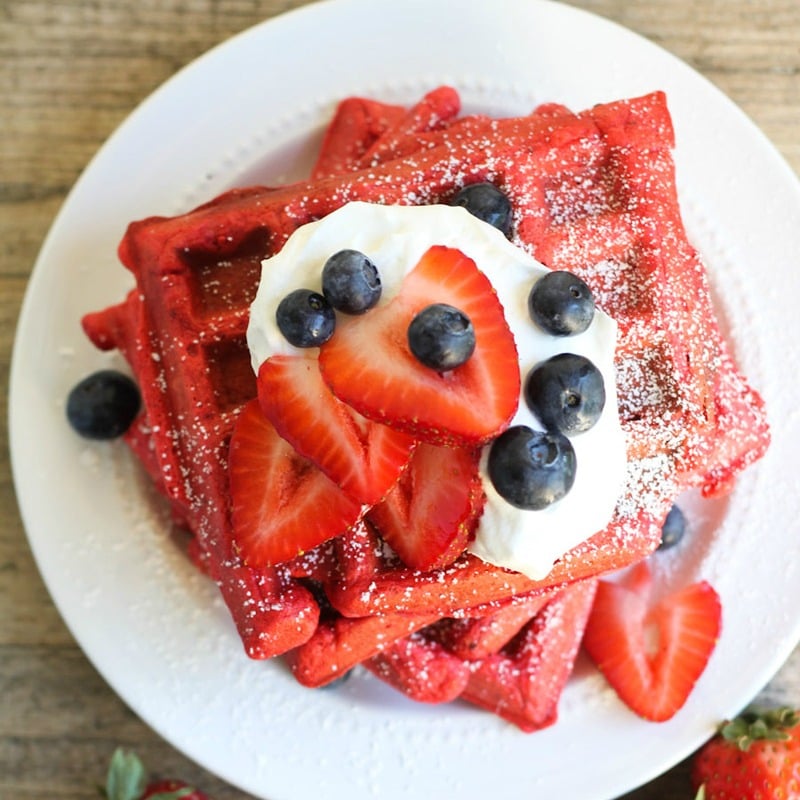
[257,354,415,504]
[228,400,363,566]
[318,244,519,446]
[582,560,722,722]
[367,441,485,570]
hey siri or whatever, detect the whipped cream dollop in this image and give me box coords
[247,202,626,579]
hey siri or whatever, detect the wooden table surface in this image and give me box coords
[2,1,798,797]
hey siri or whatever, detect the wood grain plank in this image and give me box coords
[1,2,797,798]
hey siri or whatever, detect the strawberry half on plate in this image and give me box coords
[318,244,520,447]
[582,560,722,722]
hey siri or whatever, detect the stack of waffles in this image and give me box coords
[81,87,769,732]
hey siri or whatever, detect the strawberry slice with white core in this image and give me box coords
[318,244,519,447]
[582,560,722,722]
[229,400,364,567]
[257,354,416,505]
[367,441,485,571]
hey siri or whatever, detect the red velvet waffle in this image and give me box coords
[81,88,769,727]
[288,525,561,689]
[365,632,472,705]
[310,86,461,180]
[310,96,405,180]
[362,579,597,730]
[459,578,599,732]
[314,90,768,620]
[432,591,553,661]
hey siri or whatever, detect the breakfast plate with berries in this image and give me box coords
[9,1,800,798]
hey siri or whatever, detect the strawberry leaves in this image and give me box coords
[717,707,800,750]
[105,749,146,800]
[103,749,203,800]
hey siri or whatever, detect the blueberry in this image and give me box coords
[66,369,141,440]
[658,504,687,551]
[276,288,335,347]
[528,270,595,336]
[525,353,605,435]
[407,303,475,371]
[321,249,381,314]
[487,425,576,510]
[320,670,353,690]
[450,182,513,236]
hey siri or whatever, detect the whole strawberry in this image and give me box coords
[103,748,211,800]
[692,707,800,799]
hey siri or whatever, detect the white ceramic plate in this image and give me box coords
[10,1,800,798]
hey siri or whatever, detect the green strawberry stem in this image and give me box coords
[103,748,195,800]
[719,707,800,751]
[104,749,146,800]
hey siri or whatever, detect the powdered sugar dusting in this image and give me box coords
[46,71,775,800]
